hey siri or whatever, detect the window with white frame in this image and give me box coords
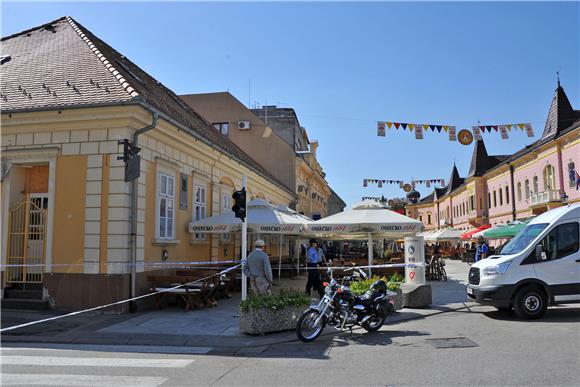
[525,179,530,199]
[194,184,207,240]
[517,182,522,202]
[222,191,232,241]
[543,165,555,190]
[157,173,175,239]
[533,176,539,194]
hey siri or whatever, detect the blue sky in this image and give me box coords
[2,2,579,207]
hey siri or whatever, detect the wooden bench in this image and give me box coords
[147,275,207,310]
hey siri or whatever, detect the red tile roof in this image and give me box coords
[1,16,294,196]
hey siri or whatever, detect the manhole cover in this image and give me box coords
[426,337,478,349]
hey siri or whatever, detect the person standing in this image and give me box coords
[243,240,273,296]
[306,239,324,298]
[475,236,489,262]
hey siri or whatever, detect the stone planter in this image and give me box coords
[240,305,306,335]
[388,289,404,311]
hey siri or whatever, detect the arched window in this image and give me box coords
[427,212,432,225]
[525,179,530,199]
[505,186,509,204]
[543,165,555,190]
[533,176,539,193]
[517,182,522,202]
[419,214,423,222]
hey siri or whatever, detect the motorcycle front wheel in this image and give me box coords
[296,309,326,342]
[362,314,386,332]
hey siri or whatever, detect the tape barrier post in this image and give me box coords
[404,235,425,284]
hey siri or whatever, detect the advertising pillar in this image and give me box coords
[404,235,425,285]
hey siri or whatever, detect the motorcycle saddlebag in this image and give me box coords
[375,298,394,317]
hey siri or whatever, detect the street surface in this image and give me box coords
[2,303,578,386]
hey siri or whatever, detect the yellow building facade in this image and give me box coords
[1,17,295,310]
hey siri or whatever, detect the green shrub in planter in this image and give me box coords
[240,290,310,312]
[350,273,404,295]
[239,290,311,335]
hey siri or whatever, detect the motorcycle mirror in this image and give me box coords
[358,268,368,279]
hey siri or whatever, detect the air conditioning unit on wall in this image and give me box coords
[237,121,251,130]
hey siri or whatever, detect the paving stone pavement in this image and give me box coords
[1,260,472,349]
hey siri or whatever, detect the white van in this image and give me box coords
[466,204,580,319]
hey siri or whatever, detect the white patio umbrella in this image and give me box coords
[188,199,313,279]
[426,228,462,242]
[306,200,423,275]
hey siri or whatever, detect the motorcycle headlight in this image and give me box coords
[483,261,511,277]
[325,286,332,295]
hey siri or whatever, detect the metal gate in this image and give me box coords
[6,196,47,283]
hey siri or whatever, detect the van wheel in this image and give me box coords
[513,286,547,320]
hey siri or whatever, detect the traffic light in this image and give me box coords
[117,139,141,182]
[232,188,246,221]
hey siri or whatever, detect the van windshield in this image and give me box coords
[499,223,549,255]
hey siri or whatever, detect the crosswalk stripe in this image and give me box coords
[1,374,167,386]
[1,355,194,368]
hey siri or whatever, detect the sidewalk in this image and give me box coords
[1,260,472,349]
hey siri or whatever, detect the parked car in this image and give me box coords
[466,204,580,319]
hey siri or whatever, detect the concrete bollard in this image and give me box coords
[403,236,432,308]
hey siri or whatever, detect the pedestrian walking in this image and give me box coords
[305,239,324,298]
[243,240,273,296]
[475,236,489,262]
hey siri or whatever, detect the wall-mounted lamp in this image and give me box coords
[161,249,169,261]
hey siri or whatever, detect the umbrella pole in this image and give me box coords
[278,234,282,281]
[367,232,373,277]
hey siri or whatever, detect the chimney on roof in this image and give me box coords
[310,140,319,159]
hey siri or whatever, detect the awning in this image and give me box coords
[426,228,462,241]
[460,224,491,240]
[484,220,531,239]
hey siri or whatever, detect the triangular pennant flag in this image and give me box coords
[492,125,498,132]
[429,125,435,131]
[479,125,486,132]
[394,122,400,129]
[401,123,408,130]
[518,123,525,129]
[409,124,415,130]
[485,125,492,131]
[436,125,442,132]
[505,124,512,131]
[443,125,449,132]
[386,122,393,129]
[423,124,429,130]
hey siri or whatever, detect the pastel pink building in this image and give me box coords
[407,83,580,233]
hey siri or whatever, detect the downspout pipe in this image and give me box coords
[129,111,159,313]
[509,164,516,222]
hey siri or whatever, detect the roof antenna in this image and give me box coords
[556,71,560,88]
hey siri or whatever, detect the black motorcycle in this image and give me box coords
[296,267,394,342]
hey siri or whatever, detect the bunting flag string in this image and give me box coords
[364,178,444,188]
[376,120,534,143]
